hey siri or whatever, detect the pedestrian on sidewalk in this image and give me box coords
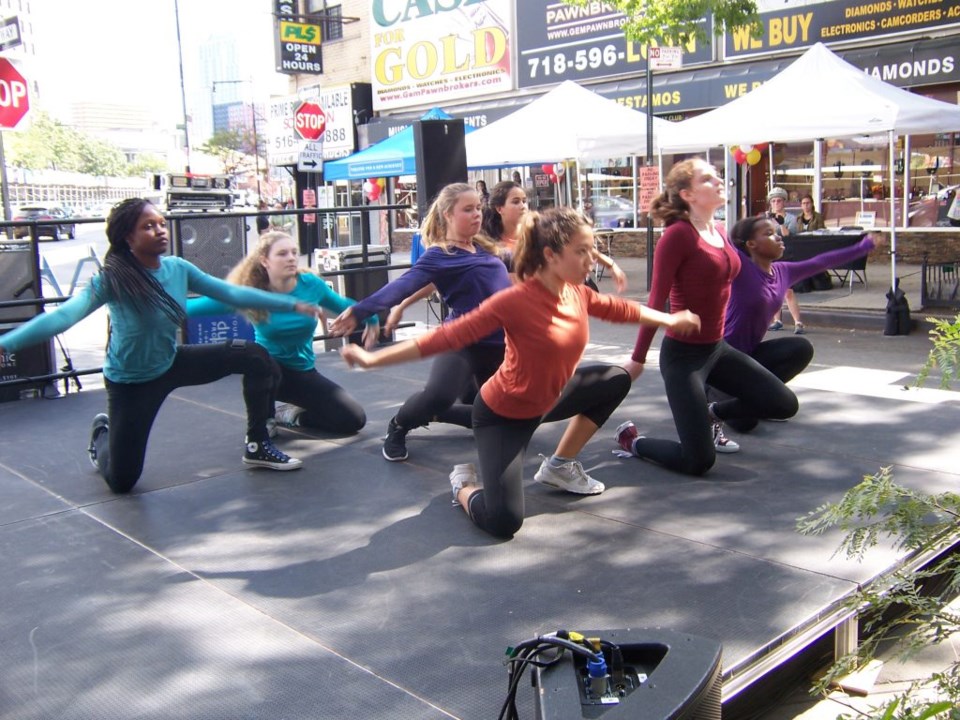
[617,158,798,476]
[714,217,876,433]
[0,199,319,493]
[188,230,378,436]
[340,206,699,538]
[765,186,806,334]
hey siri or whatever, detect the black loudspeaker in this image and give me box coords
[171,215,248,279]
[413,119,467,220]
[0,240,43,323]
[533,628,723,720]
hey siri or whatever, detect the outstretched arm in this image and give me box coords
[341,339,422,369]
[595,252,627,293]
[384,283,436,334]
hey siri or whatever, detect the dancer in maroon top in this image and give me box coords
[616,159,798,475]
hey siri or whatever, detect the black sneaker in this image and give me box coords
[243,438,303,471]
[382,417,409,462]
[87,413,109,469]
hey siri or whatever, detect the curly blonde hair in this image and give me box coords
[419,182,498,255]
[227,231,306,323]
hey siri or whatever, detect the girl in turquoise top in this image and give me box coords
[0,199,319,492]
[189,232,378,435]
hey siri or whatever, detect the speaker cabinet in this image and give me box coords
[171,215,248,279]
[413,119,467,220]
[0,240,43,323]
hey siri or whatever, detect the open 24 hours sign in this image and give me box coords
[516,0,713,89]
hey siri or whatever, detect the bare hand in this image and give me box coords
[340,343,375,369]
[329,308,358,337]
[621,358,644,381]
[669,309,701,336]
[361,321,380,350]
[611,264,628,294]
[383,304,404,335]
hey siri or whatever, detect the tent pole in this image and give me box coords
[768,143,775,192]
[813,139,823,216]
[888,129,897,289]
[901,135,910,227]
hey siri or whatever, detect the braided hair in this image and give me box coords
[101,198,185,324]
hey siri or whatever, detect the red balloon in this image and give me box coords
[754,142,768,152]
[368,184,381,201]
[551,173,560,184]
[541,163,554,174]
[734,149,747,164]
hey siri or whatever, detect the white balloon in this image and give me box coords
[553,163,565,177]
[740,144,753,153]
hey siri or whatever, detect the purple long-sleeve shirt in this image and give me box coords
[349,244,512,345]
[724,237,875,353]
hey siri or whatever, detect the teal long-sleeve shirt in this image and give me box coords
[187,272,373,372]
[0,256,300,383]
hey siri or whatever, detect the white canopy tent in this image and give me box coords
[465,80,674,168]
[662,42,960,289]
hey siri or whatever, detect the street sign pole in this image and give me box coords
[645,57,654,291]
[0,131,10,222]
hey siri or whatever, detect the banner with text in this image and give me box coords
[725,0,960,59]
[516,0,713,89]
[266,84,359,167]
[370,0,513,111]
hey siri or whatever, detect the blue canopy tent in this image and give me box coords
[323,108,474,181]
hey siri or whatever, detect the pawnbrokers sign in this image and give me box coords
[726,0,960,58]
[370,0,513,111]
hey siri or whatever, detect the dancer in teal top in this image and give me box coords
[0,199,320,492]
[189,231,378,434]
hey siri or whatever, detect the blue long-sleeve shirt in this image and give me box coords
[0,256,300,383]
[724,237,874,353]
[188,272,373,372]
[349,245,511,345]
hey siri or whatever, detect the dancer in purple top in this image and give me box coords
[715,216,875,432]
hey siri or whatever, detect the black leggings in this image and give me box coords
[275,366,366,434]
[710,336,814,433]
[466,364,631,538]
[396,343,504,430]
[94,340,276,494]
[634,337,798,476]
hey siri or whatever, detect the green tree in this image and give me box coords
[7,110,132,176]
[198,128,258,176]
[798,313,960,718]
[562,0,761,45]
[126,153,169,177]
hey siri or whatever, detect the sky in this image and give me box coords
[26,0,288,128]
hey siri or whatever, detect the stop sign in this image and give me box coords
[0,58,29,129]
[293,101,326,142]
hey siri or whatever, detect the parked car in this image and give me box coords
[586,194,636,228]
[12,205,77,241]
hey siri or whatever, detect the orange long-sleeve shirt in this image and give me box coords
[416,278,642,419]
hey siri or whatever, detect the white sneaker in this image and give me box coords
[275,404,303,429]
[712,423,740,453]
[708,403,740,454]
[533,454,604,495]
[449,463,477,504]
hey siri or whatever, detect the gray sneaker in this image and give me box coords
[449,463,477,505]
[275,404,303,429]
[533,454,604,495]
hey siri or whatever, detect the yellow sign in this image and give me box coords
[280,21,322,46]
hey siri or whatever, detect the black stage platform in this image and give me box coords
[1,320,957,719]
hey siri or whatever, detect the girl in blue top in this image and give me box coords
[189,232,378,435]
[0,199,319,493]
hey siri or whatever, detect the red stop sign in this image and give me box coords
[293,101,326,142]
[0,59,29,129]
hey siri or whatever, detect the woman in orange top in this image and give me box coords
[341,207,698,538]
